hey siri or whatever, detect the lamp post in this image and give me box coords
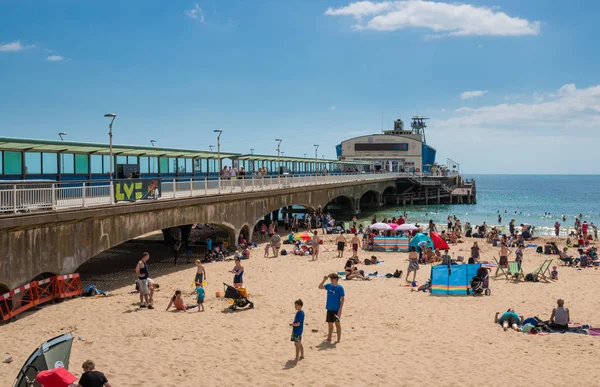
[214,129,223,174]
[275,138,282,176]
[313,144,319,176]
[250,148,255,155]
[58,132,67,141]
[150,139,156,147]
[104,113,117,203]
[209,145,214,152]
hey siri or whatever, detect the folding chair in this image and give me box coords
[531,259,553,283]
[507,261,523,282]
[493,257,509,279]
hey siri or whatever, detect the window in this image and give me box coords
[42,153,58,174]
[0,152,2,174]
[25,152,42,174]
[355,143,408,151]
[159,157,168,174]
[61,153,74,174]
[139,156,149,173]
[185,158,192,173]
[91,155,103,174]
[177,158,186,173]
[127,156,137,164]
[193,158,202,172]
[4,151,22,175]
[75,154,88,174]
[149,157,158,173]
[116,155,127,165]
[103,155,111,173]
[169,158,176,173]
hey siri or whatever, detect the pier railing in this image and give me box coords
[0,172,398,214]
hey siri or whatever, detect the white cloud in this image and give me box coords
[0,41,35,52]
[329,105,336,111]
[325,1,541,37]
[460,90,488,100]
[184,4,205,23]
[46,55,64,61]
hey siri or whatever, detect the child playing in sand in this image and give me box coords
[196,282,205,312]
[551,266,558,280]
[195,259,206,286]
[289,299,305,363]
[166,290,197,313]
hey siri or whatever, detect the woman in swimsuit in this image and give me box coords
[231,258,244,287]
[344,259,369,280]
[166,290,197,313]
[406,246,419,283]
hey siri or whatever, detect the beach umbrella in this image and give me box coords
[370,222,393,231]
[387,223,399,229]
[14,333,74,387]
[294,231,313,241]
[409,233,433,251]
[430,232,450,250]
[397,224,418,231]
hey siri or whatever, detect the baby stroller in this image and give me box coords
[223,283,254,310]
[470,267,491,296]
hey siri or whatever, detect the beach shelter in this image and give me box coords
[14,333,74,387]
[370,222,393,231]
[430,264,481,295]
[409,233,433,251]
[293,232,313,241]
[430,232,450,250]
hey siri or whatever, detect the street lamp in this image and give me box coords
[150,139,157,147]
[313,144,319,175]
[214,129,223,173]
[250,148,255,155]
[58,132,67,141]
[104,113,117,203]
[275,139,282,176]
[209,145,214,152]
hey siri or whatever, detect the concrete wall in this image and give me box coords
[0,179,396,289]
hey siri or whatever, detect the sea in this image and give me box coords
[349,175,600,236]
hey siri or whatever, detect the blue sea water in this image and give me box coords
[354,175,600,235]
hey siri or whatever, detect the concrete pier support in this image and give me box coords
[437,189,441,204]
[425,188,428,205]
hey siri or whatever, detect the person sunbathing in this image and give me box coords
[344,259,370,280]
[549,299,570,330]
[495,309,524,331]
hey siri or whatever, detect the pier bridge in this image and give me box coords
[0,173,401,290]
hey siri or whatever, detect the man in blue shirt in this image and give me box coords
[289,299,305,362]
[319,273,345,343]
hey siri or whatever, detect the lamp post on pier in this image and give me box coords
[214,129,223,174]
[104,113,117,204]
[313,144,319,176]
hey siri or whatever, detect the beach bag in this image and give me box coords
[363,259,372,265]
[536,246,543,254]
[393,269,402,278]
[281,249,288,256]
[525,273,537,282]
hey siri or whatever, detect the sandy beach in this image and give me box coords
[2,235,600,387]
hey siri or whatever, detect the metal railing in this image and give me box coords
[0,172,399,214]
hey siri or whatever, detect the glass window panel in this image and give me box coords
[193,158,202,172]
[43,153,58,174]
[75,154,88,174]
[0,151,3,174]
[127,156,137,164]
[139,156,149,173]
[201,159,207,172]
[178,158,186,173]
[149,157,158,173]
[4,151,22,175]
[185,158,192,173]
[103,155,111,173]
[91,155,103,173]
[116,155,127,165]
[61,153,74,174]
[159,157,169,173]
[169,158,176,173]
[25,152,42,174]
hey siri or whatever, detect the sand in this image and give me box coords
[2,235,600,387]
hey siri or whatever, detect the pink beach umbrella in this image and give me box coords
[387,223,399,229]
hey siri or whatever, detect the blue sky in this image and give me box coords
[1,0,599,173]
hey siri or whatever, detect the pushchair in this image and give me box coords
[223,283,254,310]
[470,267,491,296]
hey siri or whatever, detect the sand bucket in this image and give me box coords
[215,291,221,297]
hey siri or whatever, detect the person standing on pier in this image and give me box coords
[136,252,153,309]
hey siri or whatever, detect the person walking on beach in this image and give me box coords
[136,252,153,309]
[289,299,305,363]
[336,233,347,258]
[406,246,419,283]
[194,259,206,287]
[271,232,281,257]
[78,360,112,387]
[351,233,361,258]
[319,273,345,343]
[311,231,320,261]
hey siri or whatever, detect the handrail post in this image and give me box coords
[173,178,177,198]
[51,183,56,210]
[204,178,208,195]
[218,177,221,194]
[12,184,17,213]
[82,182,87,207]
[189,178,193,197]
[109,181,115,204]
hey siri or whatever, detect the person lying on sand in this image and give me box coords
[344,259,370,280]
[495,309,524,331]
[166,290,197,313]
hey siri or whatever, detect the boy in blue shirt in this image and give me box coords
[289,299,305,363]
[195,281,205,312]
[318,273,345,343]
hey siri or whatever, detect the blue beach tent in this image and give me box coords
[430,264,481,295]
[409,233,433,251]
